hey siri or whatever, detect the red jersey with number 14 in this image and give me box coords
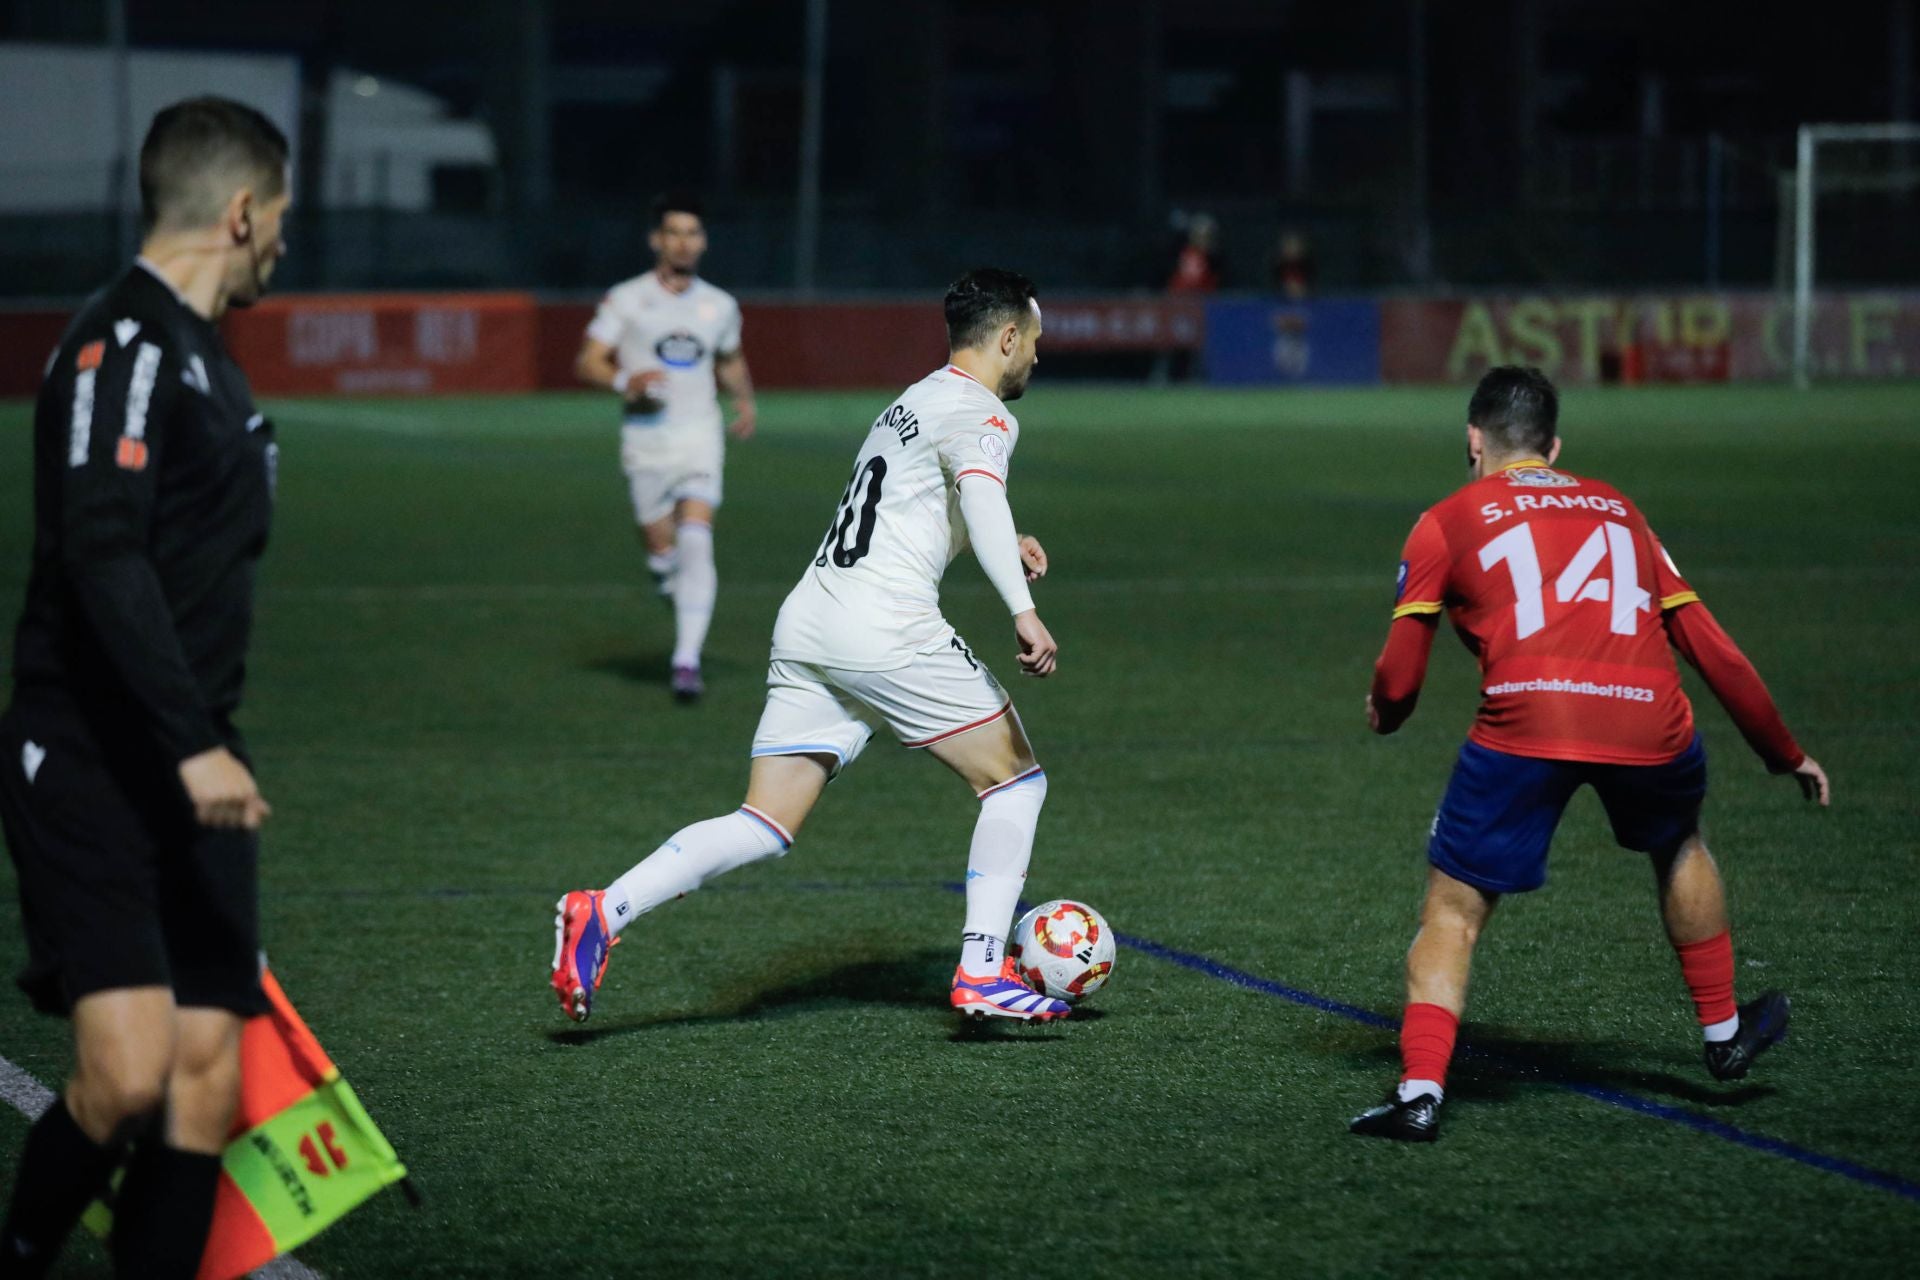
[1393,461,1701,765]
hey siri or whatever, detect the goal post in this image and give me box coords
[1791,122,1920,387]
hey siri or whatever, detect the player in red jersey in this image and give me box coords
[1349,366,1830,1142]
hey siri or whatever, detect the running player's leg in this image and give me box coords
[603,752,829,935]
[624,432,680,599]
[1602,736,1788,1078]
[1401,867,1499,1095]
[550,663,871,1020]
[1353,741,1576,1140]
[926,709,1042,971]
[640,510,677,596]
[925,712,1065,1021]
[668,496,718,695]
[849,637,1063,1021]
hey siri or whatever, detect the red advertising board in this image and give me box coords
[1381,292,1920,384]
[0,310,73,397]
[223,293,539,396]
[1036,299,1203,351]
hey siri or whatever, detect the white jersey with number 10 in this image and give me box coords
[771,365,1020,672]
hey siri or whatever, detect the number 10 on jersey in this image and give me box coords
[816,458,887,569]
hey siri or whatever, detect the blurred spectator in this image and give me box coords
[1269,230,1314,299]
[1166,213,1222,294]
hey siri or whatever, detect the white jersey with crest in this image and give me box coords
[586,272,742,439]
[771,365,1019,671]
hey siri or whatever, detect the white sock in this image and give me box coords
[671,521,716,668]
[1703,1012,1740,1043]
[960,768,1047,974]
[602,805,791,938]
[646,548,676,593]
[1398,1079,1444,1103]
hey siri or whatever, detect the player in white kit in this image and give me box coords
[576,192,757,700]
[552,268,1070,1023]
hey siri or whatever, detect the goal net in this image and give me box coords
[1782,123,1920,386]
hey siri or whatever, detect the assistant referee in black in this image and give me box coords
[0,98,290,1278]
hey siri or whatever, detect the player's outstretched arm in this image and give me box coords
[1368,614,1438,735]
[957,475,1054,676]
[1665,602,1828,805]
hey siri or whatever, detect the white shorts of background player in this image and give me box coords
[621,421,723,527]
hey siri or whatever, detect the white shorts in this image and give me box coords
[621,424,723,527]
[750,639,1013,775]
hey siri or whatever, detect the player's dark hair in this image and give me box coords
[652,190,705,227]
[139,97,289,233]
[1468,365,1559,456]
[945,267,1039,352]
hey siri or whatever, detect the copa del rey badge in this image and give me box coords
[978,431,1008,475]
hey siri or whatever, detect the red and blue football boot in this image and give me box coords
[551,890,619,1022]
[950,957,1070,1022]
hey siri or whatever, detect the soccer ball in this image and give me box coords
[1010,899,1116,1003]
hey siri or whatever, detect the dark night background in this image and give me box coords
[2,0,1915,294]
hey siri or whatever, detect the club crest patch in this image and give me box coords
[1503,466,1577,488]
[1396,560,1409,602]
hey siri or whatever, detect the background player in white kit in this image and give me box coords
[576,192,757,700]
[553,268,1069,1023]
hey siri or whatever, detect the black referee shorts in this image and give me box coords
[0,702,264,1018]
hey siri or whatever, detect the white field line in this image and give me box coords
[0,1054,53,1120]
[0,1052,326,1280]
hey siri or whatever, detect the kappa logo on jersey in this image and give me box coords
[1503,466,1578,488]
[1396,559,1409,602]
[76,341,105,372]
[655,330,706,368]
[983,415,1009,432]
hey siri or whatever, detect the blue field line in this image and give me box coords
[966,886,1920,1202]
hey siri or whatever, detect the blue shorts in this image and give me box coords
[1427,734,1707,895]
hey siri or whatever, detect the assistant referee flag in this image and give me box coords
[83,969,409,1278]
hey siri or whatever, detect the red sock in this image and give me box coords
[1674,930,1737,1026]
[1399,1002,1460,1086]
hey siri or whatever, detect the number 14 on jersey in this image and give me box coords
[1478,520,1652,640]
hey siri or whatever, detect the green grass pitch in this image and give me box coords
[1,381,1916,1277]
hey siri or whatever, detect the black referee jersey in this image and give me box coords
[8,260,275,759]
